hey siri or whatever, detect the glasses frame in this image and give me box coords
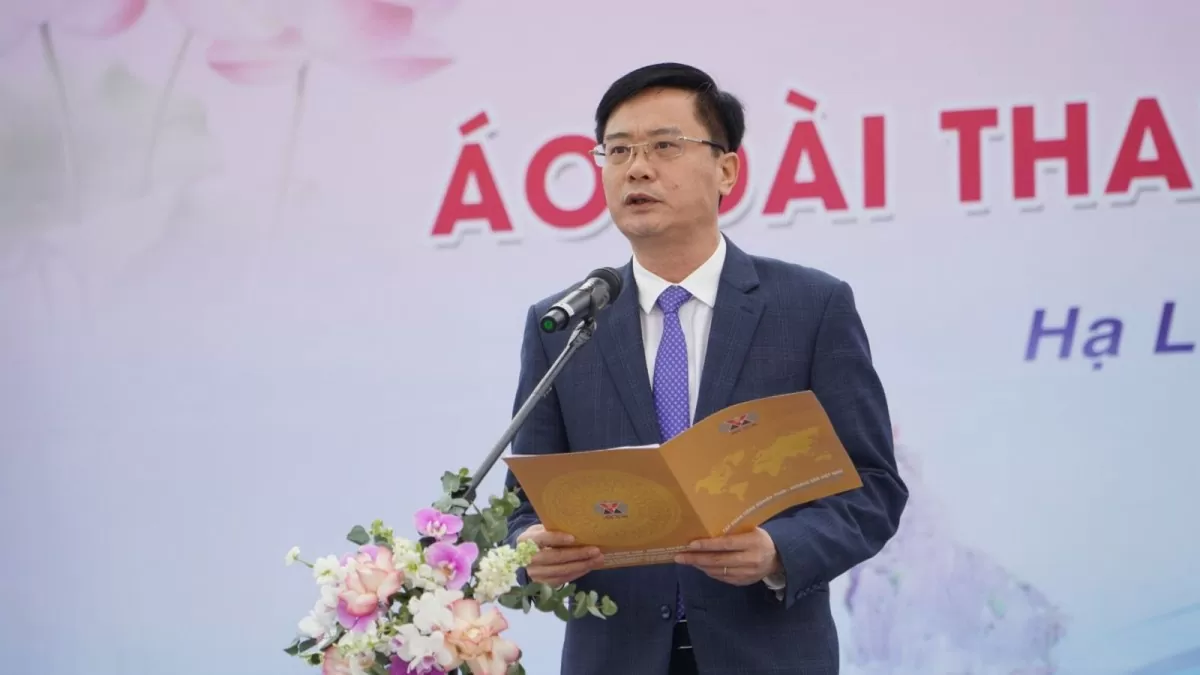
[590,136,727,167]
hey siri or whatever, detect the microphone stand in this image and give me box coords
[462,316,597,504]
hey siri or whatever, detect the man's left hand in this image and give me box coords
[674,528,782,586]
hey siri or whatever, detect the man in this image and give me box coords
[503,62,908,675]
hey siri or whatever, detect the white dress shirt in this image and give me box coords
[631,236,786,595]
[631,235,726,426]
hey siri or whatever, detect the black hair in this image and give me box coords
[593,62,746,154]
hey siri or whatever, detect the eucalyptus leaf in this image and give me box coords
[283,637,317,656]
[572,599,589,619]
[346,526,370,546]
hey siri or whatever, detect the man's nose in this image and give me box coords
[625,147,654,181]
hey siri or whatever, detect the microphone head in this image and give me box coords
[588,267,623,303]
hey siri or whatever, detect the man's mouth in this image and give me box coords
[625,194,657,206]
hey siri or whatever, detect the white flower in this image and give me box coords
[285,546,301,566]
[317,584,339,609]
[313,555,346,585]
[392,537,423,574]
[338,622,383,655]
[298,588,340,638]
[297,608,333,639]
[407,588,463,633]
[409,563,442,591]
[393,624,456,672]
[472,544,530,602]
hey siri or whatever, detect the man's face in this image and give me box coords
[599,88,738,242]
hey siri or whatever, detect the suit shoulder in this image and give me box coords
[748,253,849,292]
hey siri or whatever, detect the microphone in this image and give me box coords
[539,267,623,333]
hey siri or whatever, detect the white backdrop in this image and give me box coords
[1,1,1198,674]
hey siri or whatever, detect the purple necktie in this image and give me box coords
[652,285,692,620]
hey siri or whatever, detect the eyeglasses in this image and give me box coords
[590,136,726,167]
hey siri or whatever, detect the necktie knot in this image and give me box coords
[656,285,692,315]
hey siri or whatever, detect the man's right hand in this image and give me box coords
[517,524,605,586]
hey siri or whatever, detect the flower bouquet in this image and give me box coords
[282,468,618,675]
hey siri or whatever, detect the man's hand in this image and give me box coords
[673,528,782,586]
[516,524,605,587]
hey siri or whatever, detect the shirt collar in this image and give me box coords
[631,235,727,314]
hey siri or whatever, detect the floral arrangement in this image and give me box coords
[283,469,618,675]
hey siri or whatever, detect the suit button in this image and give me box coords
[659,605,671,620]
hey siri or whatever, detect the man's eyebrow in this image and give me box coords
[603,127,683,142]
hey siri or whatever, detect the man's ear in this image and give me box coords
[717,150,740,197]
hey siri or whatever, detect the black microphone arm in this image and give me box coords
[462,268,623,503]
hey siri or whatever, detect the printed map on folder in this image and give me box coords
[502,390,863,568]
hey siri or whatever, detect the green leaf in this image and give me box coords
[508,663,527,675]
[346,525,370,546]
[600,596,618,616]
[441,471,463,494]
[481,508,500,527]
[497,591,523,610]
[283,637,317,656]
[572,592,588,618]
[521,596,532,613]
[534,593,558,612]
[487,520,509,544]
[304,653,322,666]
[506,491,521,509]
[553,603,572,621]
[432,494,453,511]
[538,584,553,604]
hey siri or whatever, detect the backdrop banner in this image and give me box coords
[1,1,1197,674]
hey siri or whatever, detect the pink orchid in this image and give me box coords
[337,544,403,631]
[444,599,520,675]
[415,507,463,541]
[424,541,477,590]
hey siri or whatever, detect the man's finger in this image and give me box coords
[535,546,601,565]
[686,534,751,552]
[529,531,578,547]
[674,551,752,567]
[527,558,602,585]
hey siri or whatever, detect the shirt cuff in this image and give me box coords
[763,571,786,600]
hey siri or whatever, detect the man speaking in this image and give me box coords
[503,62,908,675]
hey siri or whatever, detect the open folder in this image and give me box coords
[502,390,863,568]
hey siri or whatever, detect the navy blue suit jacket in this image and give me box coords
[503,237,907,675]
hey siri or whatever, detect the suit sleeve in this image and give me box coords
[759,280,908,609]
[503,305,571,549]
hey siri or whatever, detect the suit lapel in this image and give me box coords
[695,238,763,422]
[596,263,661,445]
